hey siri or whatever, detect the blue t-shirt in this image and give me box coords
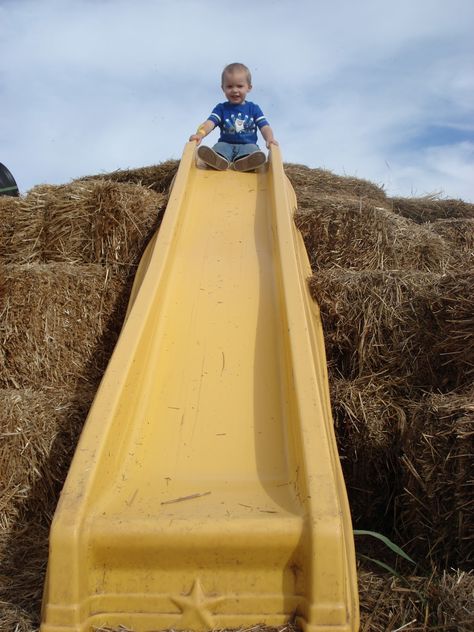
[208,101,269,144]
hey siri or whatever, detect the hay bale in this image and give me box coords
[286,163,387,204]
[0,386,94,528]
[1,158,472,629]
[0,195,45,265]
[358,569,474,632]
[295,200,451,272]
[0,386,95,630]
[0,263,131,389]
[430,218,474,263]
[331,377,473,567]
[310,270,473,390]
[1,180,165,266]
[429,273,474,384]
[330,377,408,531]
[331,376,408,450]
[399,387,474,568]
[390,195,474,223]
[33,180,164,266]
[0,196,20,257]
[0,603,37,632]
[80,159,180,193]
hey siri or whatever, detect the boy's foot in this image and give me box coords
[233,151,267,172]
[197,146,229,170]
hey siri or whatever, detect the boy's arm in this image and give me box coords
[260,124,278,148]
[189,120,216,145]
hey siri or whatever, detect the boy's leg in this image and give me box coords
[212,142,233,162]
[197,142,230,170]
[233,144,267,172]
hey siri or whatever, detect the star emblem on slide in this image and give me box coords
[171,578,224,628]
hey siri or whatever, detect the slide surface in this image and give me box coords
[41,143,359,631]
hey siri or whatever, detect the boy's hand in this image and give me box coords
[261,125,278,149]
[189,122,214,145]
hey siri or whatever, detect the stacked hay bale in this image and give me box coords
[0,171,170,630]
[0,160,472,630]
[288,164,473,629]
[357,569,473,632]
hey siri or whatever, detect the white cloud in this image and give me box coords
[1,0,473,201]
[387,142,474,200]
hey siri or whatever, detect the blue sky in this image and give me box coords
[1,0,473,201]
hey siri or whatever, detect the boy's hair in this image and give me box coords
[221,63,252,87]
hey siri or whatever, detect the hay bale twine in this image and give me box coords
[0,263,131,389]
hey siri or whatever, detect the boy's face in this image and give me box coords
[222,71,252,105]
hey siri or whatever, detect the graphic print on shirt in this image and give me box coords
[224,113,256,136]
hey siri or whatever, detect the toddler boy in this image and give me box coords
[189,63,278,172]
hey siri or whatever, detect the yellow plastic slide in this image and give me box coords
[41,143,359,631]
